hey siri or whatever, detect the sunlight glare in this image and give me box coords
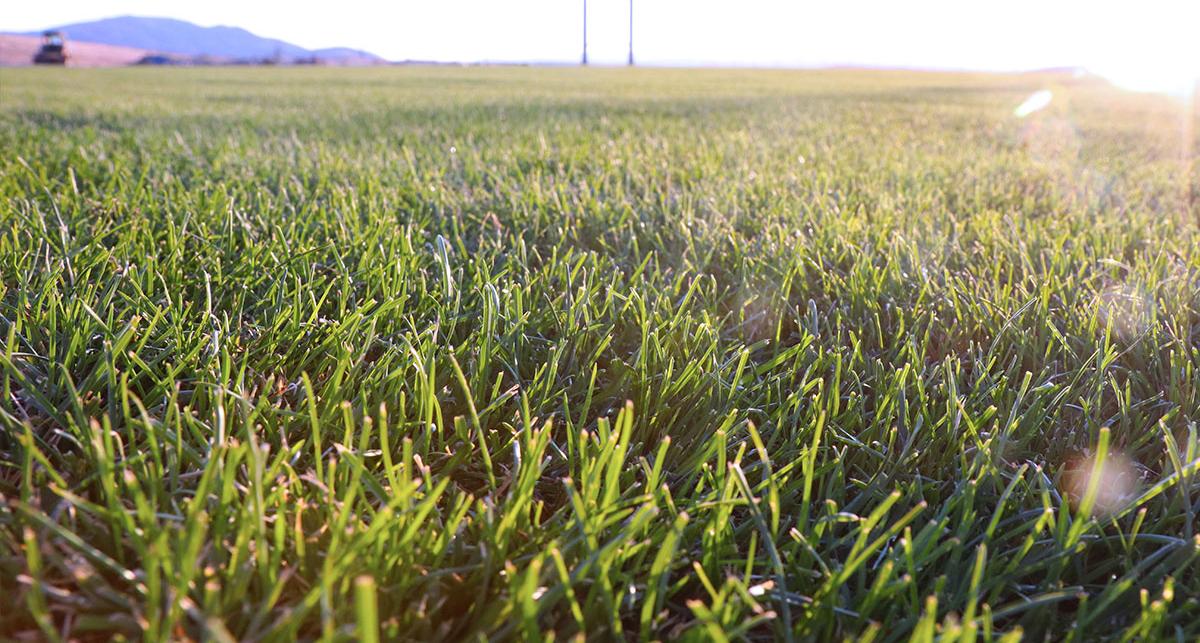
[1014,90,1053,118]
[1066,451,1139,517]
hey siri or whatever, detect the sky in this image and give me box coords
[4,0,1199,93]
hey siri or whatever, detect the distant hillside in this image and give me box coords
[312,47,380,61]
[20,16,384,63]
[0,34,150,67]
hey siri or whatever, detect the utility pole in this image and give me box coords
[582,0,588,65]
[627,0,634,66]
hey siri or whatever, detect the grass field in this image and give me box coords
[1,66,1199,641]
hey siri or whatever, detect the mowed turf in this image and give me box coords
[1,66,1199,641]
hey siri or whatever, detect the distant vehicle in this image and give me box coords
[33,30,68,65]
[136,54,176,66]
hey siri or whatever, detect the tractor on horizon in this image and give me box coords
[33,31,69,65]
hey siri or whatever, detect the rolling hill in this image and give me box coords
[14,16,384,64]
[0,34,150,67]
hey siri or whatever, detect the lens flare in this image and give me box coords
[1097,284,1154,341]
[1019,116,1080,166]
[1065,451,1140,517]
[1014,90,1053,118]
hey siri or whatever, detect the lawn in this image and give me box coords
[1,66,1198,641]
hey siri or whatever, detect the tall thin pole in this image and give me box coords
[627,0,634,66]
[582,0,588,65]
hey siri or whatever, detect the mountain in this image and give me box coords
[23,16,384,63]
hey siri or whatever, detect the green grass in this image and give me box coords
[1,66,1198,641]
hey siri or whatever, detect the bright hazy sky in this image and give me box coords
[4,0,1198,93]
